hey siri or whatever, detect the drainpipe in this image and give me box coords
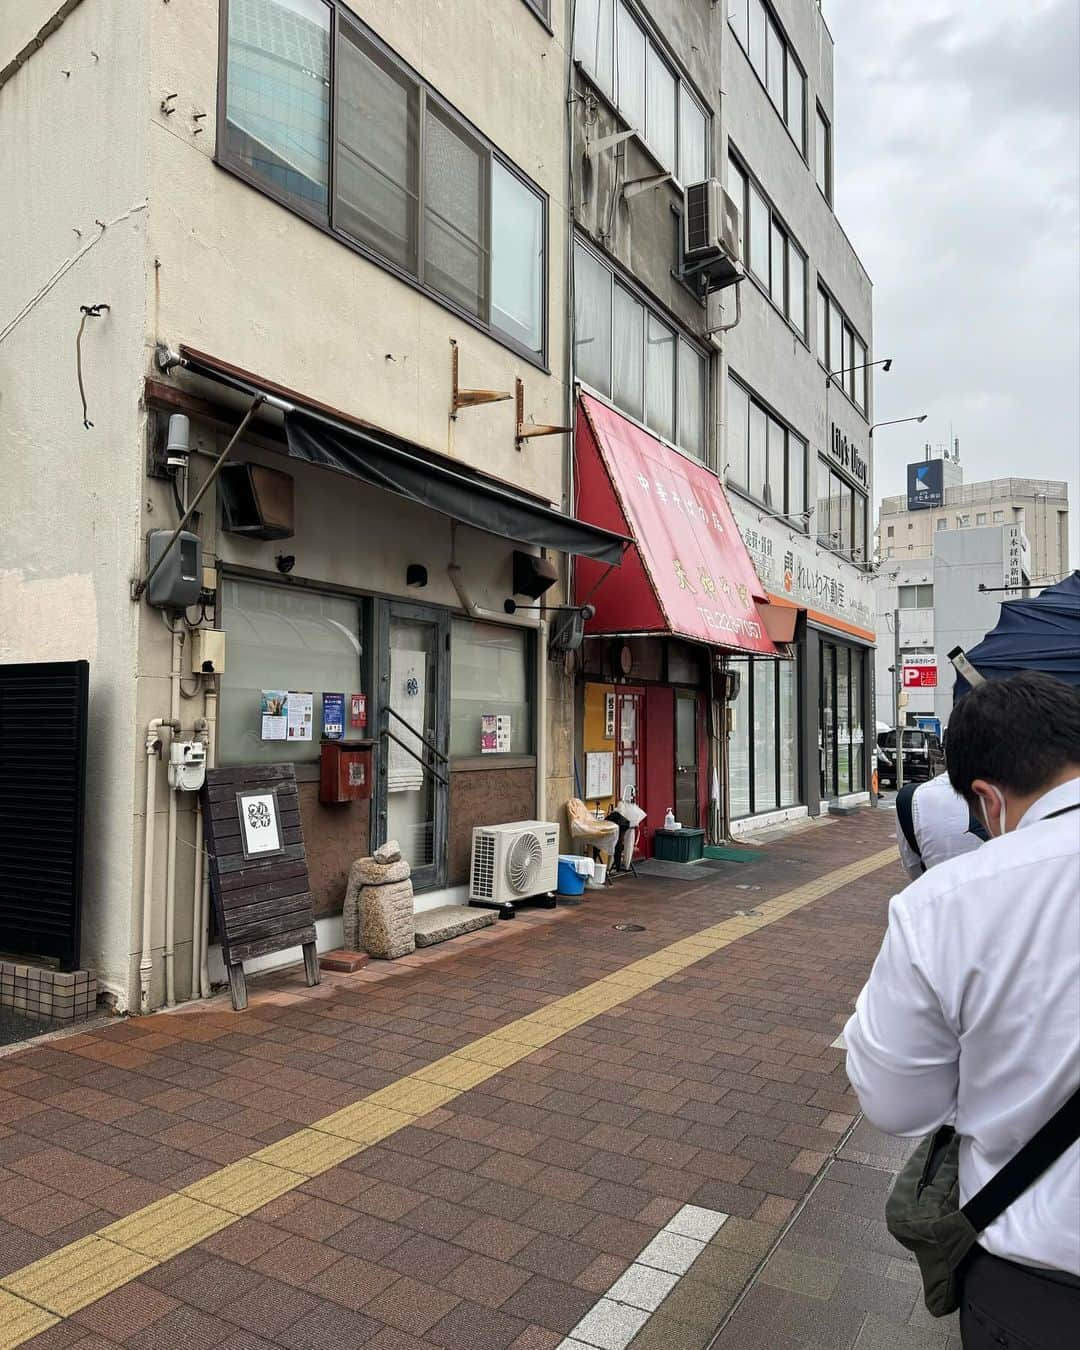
[140,717,178,1014]
[163,625,183,1006]
[198,680,218,998]
[536,618,549,821]
[186,714,208,998]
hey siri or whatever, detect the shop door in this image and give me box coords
[615,690,644,807]
[819,643,837,800]
[675,690,699,828]
[376,603,449,892]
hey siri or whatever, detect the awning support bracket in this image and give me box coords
[515,378,573,451]
[449,338,512,420]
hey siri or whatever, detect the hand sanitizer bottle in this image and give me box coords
[663,807,676,831]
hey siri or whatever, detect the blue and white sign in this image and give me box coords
[322,692,345,740]
[907,460,944,511]
[916,716,942,740]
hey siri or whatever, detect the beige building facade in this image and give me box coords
[1,0,600,1011]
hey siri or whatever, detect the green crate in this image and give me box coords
[653,828,705,863]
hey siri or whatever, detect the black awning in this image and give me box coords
[285,414,626,565]
[173,346,627,566]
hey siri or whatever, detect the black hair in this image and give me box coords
[947,672,1080,804]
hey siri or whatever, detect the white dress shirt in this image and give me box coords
[896,772,985,881]
[846,777,1080,1274]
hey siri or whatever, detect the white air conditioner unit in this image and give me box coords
[683,179,743,290]
[470,820,559,910]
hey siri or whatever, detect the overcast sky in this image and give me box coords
[826,0,1080,568]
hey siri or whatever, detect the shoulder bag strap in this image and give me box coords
[895,783,924,872]
[961,1085,1080,1234]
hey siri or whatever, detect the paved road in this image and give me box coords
[0,808,923,1349]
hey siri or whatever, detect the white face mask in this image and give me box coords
[979,785,1008,838]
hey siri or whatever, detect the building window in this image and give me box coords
[521,0,550,23]
[574,239,710,459]
[898,584,933,608]
[728,1,806,156]
[219,577,366,766]
[815,458,868,561]
[220,0,547,362]
[937,518,947,531]
[815,104,832,203]
[450,620,532,757]
[575,0,712,182]
[729,655,800,817]
[886,525,894,538]
[728,151,807,337]
[993,509,1005,523]
[817,282,869,414]
[727,375,807,521]
[956,514,970,528]
[976,512,987,526]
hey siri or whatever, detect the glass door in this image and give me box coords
[675,690,699,828]
[616,690,645,859]
[819,642,837,800]
[376,602,449,892]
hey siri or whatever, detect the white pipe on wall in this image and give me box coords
[199,682,218,998]
[163,627,183,1007]
[536,618,549,821]
[140,718,176,1015]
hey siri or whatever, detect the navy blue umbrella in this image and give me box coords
[953,570,1080,699]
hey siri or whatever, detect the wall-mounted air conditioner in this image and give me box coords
[683,179,743,291]
[469,821,559,915]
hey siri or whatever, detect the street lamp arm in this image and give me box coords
[826,356,892,390]
[869,414,928,438]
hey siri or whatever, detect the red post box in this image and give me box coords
[319,739,375,804]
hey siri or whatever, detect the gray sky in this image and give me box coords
[826,0,1080,567]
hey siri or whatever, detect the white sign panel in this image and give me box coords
[734,513,876,635]
[585,751,614,800]
[238,791,283,858]
[1003,525,1030,593]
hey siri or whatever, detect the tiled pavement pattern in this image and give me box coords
[714,1120,962,1350]
[0,809,910,1348]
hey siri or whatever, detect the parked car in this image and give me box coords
[875,728,945,788]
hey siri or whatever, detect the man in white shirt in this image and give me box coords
[845,672,1080,1349]
[894,769,987,881]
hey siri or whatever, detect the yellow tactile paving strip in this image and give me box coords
[0,845,897,1348]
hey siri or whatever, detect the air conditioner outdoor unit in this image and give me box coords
[683,179,743,290]
[469,820,559,914]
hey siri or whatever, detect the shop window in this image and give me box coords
[449,620,532,757]
[729,655,799,818]
[218,578,365,767]
[220,0,547,361]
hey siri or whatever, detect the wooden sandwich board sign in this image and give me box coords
[200,763,319,1010]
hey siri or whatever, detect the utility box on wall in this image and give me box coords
[319,739,375,804]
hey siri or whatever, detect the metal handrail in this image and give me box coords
[381,729,449,787]
[385,706,448,764]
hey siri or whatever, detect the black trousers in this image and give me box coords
[960,1246,1080,1349]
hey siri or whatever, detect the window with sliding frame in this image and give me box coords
[218,0,548,364]
[816,281,869,415]
[727,0,806,157]
[574,238,709,461]
[574,0,711,185]
[726,374,807,524]
[727,149,806,339]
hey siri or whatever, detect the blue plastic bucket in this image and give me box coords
[557,859,587,895]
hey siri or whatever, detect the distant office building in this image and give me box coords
[877,451,1069,586]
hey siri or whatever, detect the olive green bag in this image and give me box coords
[885,1087,1080,1316]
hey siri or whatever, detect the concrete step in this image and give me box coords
[413,905,498,948]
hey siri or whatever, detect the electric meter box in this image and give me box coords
[320,739,375,804]
[146,530,202,609]
[191,628,226,675]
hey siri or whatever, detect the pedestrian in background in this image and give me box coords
[894,749,988,881]
[844,672,1080,1349]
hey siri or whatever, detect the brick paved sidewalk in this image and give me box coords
[0,808,909,1350]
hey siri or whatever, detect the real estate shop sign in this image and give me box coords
[736,514,875,636]
[907,460,944,511]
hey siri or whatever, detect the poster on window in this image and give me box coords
[480,714,512,754]
[260,690,288,741]
[287,691,314,741]
[322,692,345,740]
[585,751,614,800]
[236,790,284,859]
